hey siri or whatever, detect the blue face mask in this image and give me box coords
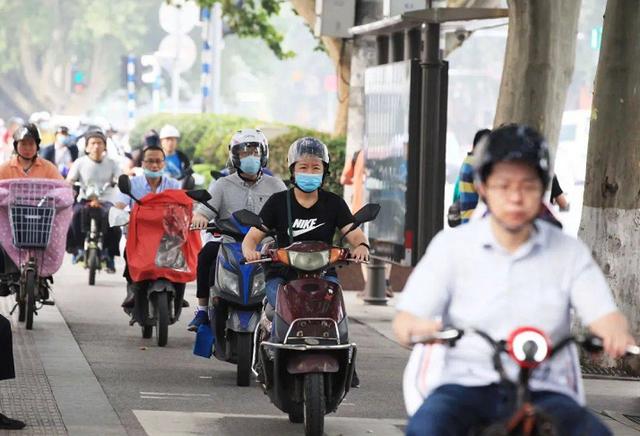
[295,173,323,193]
[239,156,261,175]
[143,168,163,179]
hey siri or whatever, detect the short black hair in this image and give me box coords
[472,129,492,148]
[142,145,165,159]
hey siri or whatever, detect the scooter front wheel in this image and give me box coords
[25,270,36,330]
[236,332,253,387]
[87,248,98,286]
[303,373,326,436]
[155,293,169,347]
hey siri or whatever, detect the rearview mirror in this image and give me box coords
[118,174,131,196]
[233,209,264,229]
[353,203,381,226]
[210,170,224,180]
[186,189,212,204]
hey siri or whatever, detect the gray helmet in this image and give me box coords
[13,123,41,149]
[229,128,269,170]
[287,137,330,171]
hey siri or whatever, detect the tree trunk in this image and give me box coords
[290,0,351,137]
[578,0,640,373]
[494,0,581,162]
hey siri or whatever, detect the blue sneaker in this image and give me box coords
[188,310,209,332]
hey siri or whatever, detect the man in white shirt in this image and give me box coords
[393,124,635,436]
[66,130,122,272]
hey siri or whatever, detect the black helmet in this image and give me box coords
[143,129,160,148]
[287,137,330,172]
[84,129,107,145]
[475,124,550,187]
[12,123,41,149]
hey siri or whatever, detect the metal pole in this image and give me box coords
[364,258,387,305]
[172,7,182,113]
[126,54,136,129]
[416,22,444,258]
[200,6,212,113]
[211,2,223,114]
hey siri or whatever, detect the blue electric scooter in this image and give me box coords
[187,190,265,386]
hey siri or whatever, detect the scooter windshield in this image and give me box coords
[155,204,190,271]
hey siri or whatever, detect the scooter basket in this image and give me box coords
[9,203,55,249]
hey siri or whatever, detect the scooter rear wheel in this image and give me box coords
[142,325,153,339]
[303,373,325,436]
[288,404,304,423]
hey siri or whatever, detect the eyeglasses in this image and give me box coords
[486,183,543,197]
[143,159,164,165]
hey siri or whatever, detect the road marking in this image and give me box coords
[134,410,406,436]
[199,376,213,379]
[140,392,211,397]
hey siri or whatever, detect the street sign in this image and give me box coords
[156,34,197,73]
[159,1,199,35]
[140,55,161,84]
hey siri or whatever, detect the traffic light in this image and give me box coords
[71,65,86,93]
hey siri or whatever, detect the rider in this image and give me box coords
[188,128,286,330]
[159,124,190,180]
[0,123,62,180]
[392,124,636,436]
[241,137,370,312]
[66,130,122,273]
[115,144,181,307]
[40,126,79,177]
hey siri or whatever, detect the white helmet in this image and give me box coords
[159,124,180,139]
[229,128,269,169]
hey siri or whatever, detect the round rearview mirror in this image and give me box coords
[507,327,550,368]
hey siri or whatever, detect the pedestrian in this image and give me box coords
[449,128,491,225]
[550,175,570,211]
[0,314,26,430]
[340,149,393,297]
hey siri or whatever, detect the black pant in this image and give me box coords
[67,201,121,257]
[0,315,15,381]
[196,241,220,300]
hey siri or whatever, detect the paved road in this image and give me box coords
[52,257,409,436]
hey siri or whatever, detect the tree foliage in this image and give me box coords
[178,0,294,59]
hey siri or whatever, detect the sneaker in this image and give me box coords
[187,310,209,332]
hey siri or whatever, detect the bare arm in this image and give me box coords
[242,227,267,261]
[340,225,369,262]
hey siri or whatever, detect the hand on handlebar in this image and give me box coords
[191,213,209,230]
[351,245,370,262]
[393,312,442,347]
[243,250,263,262]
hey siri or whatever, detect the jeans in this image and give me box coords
[265,274,340,307]
[407,384,611,436]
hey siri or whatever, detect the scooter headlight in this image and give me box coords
[217,265,239,296]
[251,271,265,297]
[288,250,330,271]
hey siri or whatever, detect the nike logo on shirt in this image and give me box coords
[291,218,326,237]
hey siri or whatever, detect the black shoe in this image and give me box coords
[181,299,190,308]
[0,413,26,430]
[121,289,135,308]
[0,284,10,297]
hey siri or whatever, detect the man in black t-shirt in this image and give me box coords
[242,137,370,308]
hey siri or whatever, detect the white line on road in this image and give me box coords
[140,392,211,397]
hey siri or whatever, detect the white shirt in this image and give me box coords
[67,155,121,203]
[397,217,617,402]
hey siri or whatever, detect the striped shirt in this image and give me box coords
[458,154,478,223]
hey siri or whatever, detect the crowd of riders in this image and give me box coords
[0,112,637,435]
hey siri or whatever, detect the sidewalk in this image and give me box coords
[344,291,640,436]
[0,297,126,436]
